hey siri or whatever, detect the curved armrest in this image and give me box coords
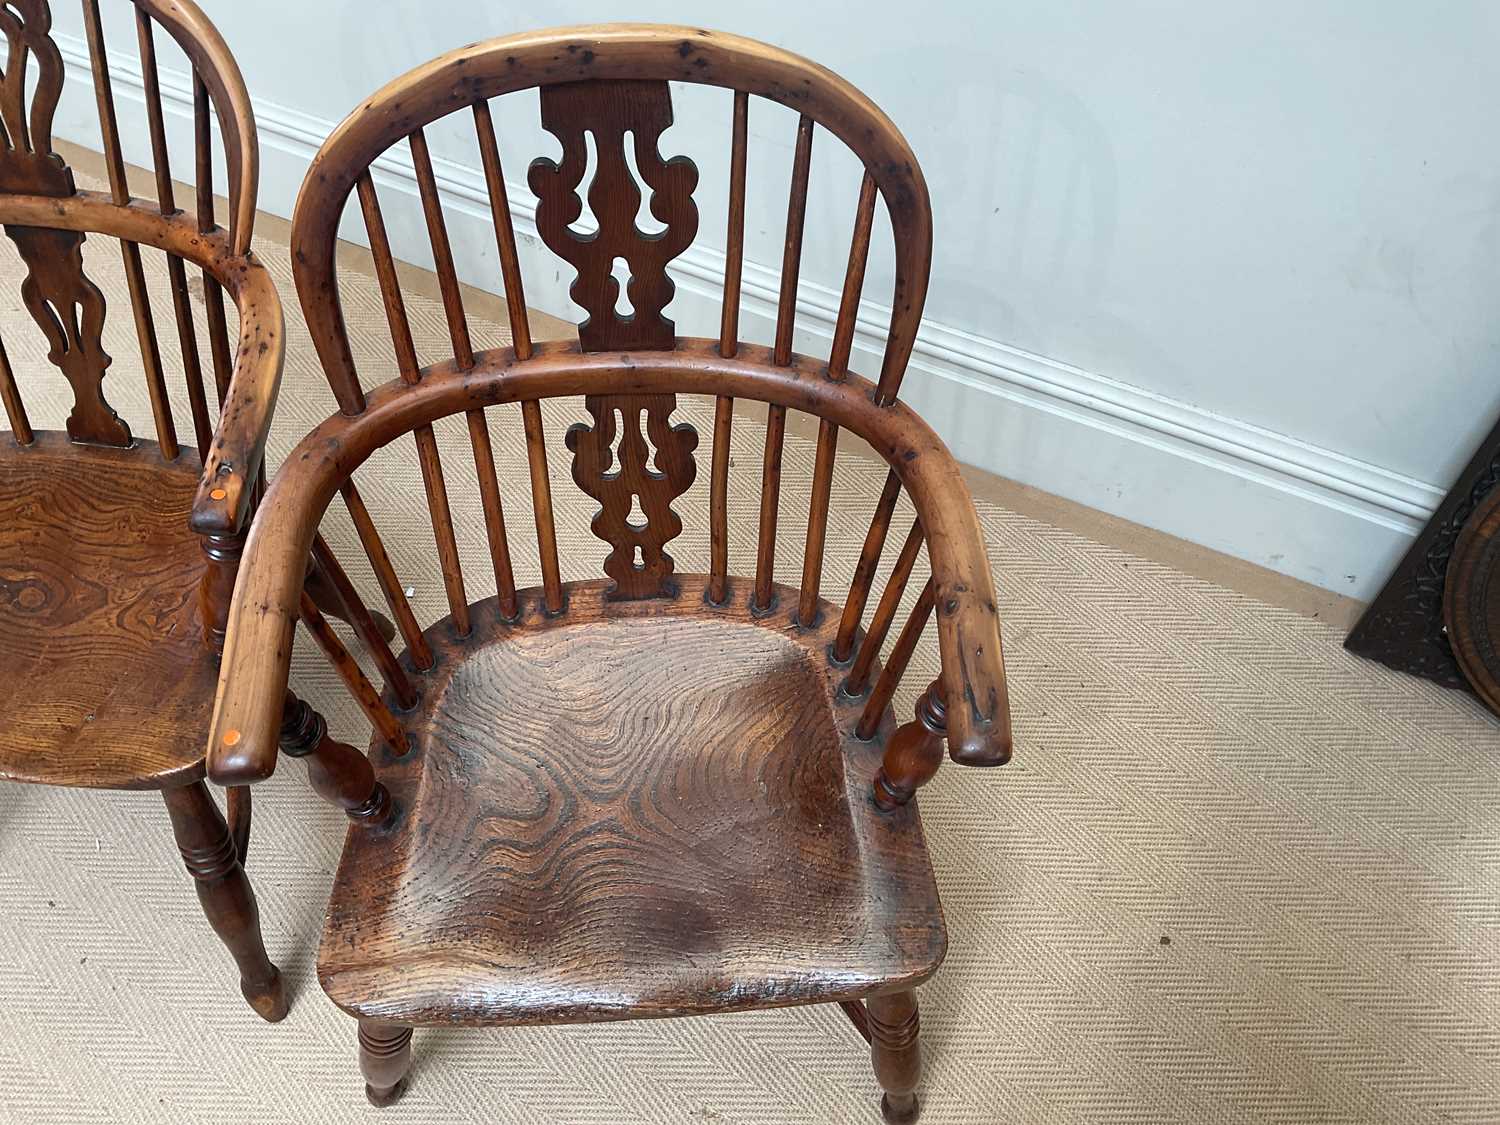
[0,190,283,535]
[188,250,286,535]
[207,341,1011,783]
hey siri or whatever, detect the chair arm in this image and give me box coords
[208,465,320,784]
[206,341,1013,780]
[188,251,286,536]
[906,453,1013,767]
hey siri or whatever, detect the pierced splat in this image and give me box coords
[0,0,73,197]
[529,79,698,351]
[566,394,698,599]
[7,224,128,446]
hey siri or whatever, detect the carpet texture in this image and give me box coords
[1,193,1498,1125]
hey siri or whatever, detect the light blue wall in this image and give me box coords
[50,2,1500,594]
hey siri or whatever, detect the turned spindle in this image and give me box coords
[874,680,947,810]
[278,691,394,826]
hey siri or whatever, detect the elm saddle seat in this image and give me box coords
[320,577,946,1025]
[0,436,218,788]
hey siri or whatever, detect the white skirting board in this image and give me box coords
[48,33,1446,600]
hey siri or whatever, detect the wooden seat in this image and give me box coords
[0,436,217,790]
[210,25,1015,1120]
[319,579,945,1025]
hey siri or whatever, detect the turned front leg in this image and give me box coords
[358,1019,414,1106]
[162,781,287,1022]
[874,680,946,810]
[868,990,922,1123]
[279,690,394,826]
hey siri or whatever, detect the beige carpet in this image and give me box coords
[2,188,1499,1125]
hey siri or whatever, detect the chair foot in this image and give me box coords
[358,1020,413,1107]
[868,990,921,1123]
[241,969,290,1024]
[365,1080,408,1109]
[881,1092,920,1124]
[163,781,288,1022]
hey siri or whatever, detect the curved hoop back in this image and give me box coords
[291,24,932,413]
[241,24,1010,804]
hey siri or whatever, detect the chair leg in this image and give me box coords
[162,781,288,1023]
[358,1019,414,1106]
[867,990,922,1124]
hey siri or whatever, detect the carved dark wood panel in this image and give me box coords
[528,79,698,351]
[1346,411,1500,695]
[6,224,128,446]
[0,0,73,197]
[1444,487,1500,714]
[565,393,698,599]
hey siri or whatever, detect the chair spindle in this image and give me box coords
[0,334,32,444]
[466,408,519,619]
[522,399,565,614]
[340,481,433,670]
[298,592,409,755]
[708,395,733,604]
[799,176,879,623]
[831,171,878,380]
[858,578,936,740]
[413,425,470,635]
[472,100,532,360]
[774,114,814,367]
[310,534,416,709]
[834,468,904,661]
[136,11,174,209]
[846,518,925,696]
[194,72,233,404]
[797,419,838,625]
[753,403,786,611]
[753,114,815,610]
[85,1,177,458]
[81,0,128,205]
[720,90,749,357]
[355,172,420,385]
[408,128,473,369]
[708,91,749,606]
[137,11,213,457]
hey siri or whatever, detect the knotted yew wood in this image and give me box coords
[290,25,930,414]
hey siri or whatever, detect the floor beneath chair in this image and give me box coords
[1,172,1498,1123]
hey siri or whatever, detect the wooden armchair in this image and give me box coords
[0,0,372,1023]
[209,25,1013,1120]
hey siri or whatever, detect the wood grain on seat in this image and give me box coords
[318,577,946,1026]
[0,432,216,790]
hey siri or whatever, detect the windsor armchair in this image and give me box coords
[0,0,380,1023]
[210,25,1012,1120]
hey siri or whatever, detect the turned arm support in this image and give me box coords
[875,681,948,809]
